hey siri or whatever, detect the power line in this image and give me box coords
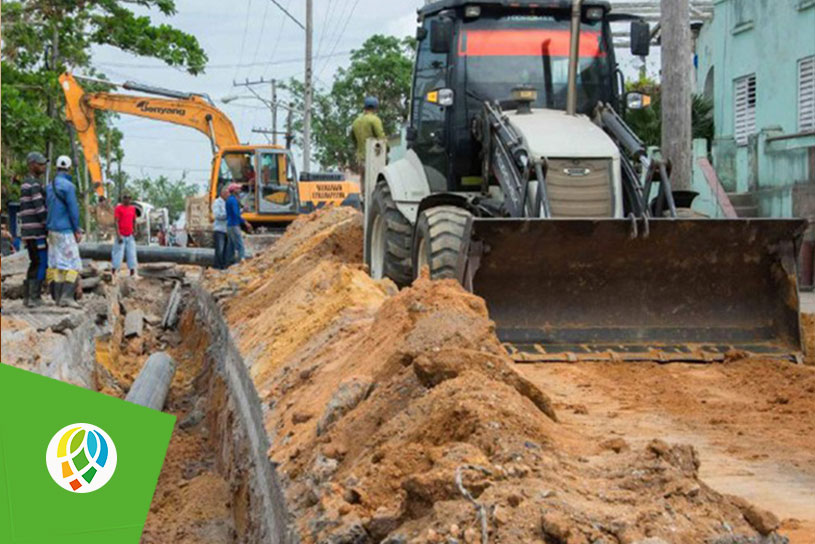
[94,50,352,71]
[263,0,295,79]
[249,1,272,68]
[234,0,255,81]
[122,163,210,173]
[318,0,351,73]
[314,0,333,60]
[318,0,361,79]
[269,0,305,30]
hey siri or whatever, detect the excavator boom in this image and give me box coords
[60,73,240,196]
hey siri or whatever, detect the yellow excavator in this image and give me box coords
[60,73,360,238]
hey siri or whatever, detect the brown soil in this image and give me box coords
[204,207,790,544]
[517,358,815,544]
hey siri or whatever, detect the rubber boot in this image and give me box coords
[28,280,43,308]
[58,282,81,309]
[52,282,64,306]
[23,280,32,308]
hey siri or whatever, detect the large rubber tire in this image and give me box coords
[366,181,413,287]
[412,206,472,280]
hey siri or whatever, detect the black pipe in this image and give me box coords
[79,243,214,267]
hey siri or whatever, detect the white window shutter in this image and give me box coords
[800,56,815,133]
[734,75,756,145]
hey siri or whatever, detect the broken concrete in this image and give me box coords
[161,281,182,330]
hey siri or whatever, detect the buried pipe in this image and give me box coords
[79,243,214,267]
[125,351,176,411]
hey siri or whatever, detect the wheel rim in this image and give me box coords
[416,236,428,278]
[370,213,386,279]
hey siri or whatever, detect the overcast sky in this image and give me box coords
[87,0,660,190]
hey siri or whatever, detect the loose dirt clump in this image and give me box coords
[205,207,779,544]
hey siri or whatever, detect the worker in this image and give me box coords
[351,96,386,196]
[112,193,139,280]
[19,151,50,308]
[92,195,115,241]
[211,186,231,270]
[226,183,253,264]
[45,155,83,308]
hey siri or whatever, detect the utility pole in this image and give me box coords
[660,0,693,191]
[105,128,112,193]
[286,102,294,150]
[304,0,313,173]
[272,79,278,146]
[233,78,281,145]
[116,160,123,203]
[46,25,60,182]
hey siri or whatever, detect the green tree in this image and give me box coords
[126,174,198,222]
[1,0,207,207]
[624,77,714,149]
[284,34,415,170]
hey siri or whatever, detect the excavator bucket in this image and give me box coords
[465,218,808,363]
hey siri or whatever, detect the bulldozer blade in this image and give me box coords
[465,218,808,363]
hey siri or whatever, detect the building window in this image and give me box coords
[800,56,815,132]
[734,74,756,145]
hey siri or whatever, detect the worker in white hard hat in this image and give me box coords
[45,155,83,308]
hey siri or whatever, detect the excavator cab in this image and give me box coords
[211,146,361,227]
[213,147,299,223]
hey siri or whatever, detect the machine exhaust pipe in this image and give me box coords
[566,0,584,116]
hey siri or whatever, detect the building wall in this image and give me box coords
[694,0,815,216]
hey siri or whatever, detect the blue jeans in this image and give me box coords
[227,226,245,263]
[213,231,231,269]
[112,235,138,271]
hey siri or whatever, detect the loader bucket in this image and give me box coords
[466,218,808,362]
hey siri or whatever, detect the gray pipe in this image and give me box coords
[566,0,584,116]
[79,243,214,267]
[125,352,176,411]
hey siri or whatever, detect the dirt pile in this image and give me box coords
[204,207,782,544]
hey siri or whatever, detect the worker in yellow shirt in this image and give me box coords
[350,96,385,196]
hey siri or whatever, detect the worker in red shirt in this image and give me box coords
[111,193,139,280]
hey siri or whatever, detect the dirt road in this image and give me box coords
[518,359,815,543]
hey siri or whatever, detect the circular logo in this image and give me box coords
[45,423,118,493]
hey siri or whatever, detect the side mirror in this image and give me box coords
[626,92,652,110]
[430,19,453,54]
[416,27,428,41]
[630,20,650,57]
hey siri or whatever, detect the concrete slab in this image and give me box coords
[124,309,144,337]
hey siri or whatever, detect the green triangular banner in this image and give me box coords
[0,364,174,543]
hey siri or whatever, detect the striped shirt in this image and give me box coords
[19,175,47,241]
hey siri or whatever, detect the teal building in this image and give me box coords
[691,0,815,220]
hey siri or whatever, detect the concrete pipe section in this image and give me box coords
[125,352,176,411]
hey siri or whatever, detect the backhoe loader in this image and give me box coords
[60,73,359,244]
[363,0,807,362]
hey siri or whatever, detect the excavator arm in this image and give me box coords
[60,73,240,196]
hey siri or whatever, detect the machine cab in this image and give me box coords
[409,1,621,193]
[210,146,361,225]
[212,146,301,223]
